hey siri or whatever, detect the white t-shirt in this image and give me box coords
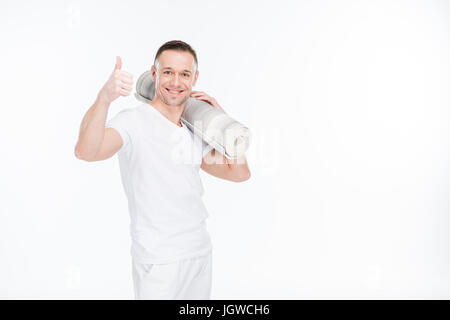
[106,101,214,264]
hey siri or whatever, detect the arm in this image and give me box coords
[189,91,250,182]
[74,56,133,161]
[74,98,122,161]
[201,149,251,182]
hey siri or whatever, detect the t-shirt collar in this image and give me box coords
[144,102,184,129]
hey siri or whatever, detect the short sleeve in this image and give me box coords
[105,108,134,150]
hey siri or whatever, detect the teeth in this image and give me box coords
[167,88,182,93]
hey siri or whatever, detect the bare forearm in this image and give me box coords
[74,96,110,159]
[75,56,133,160]
[226,155,251,181]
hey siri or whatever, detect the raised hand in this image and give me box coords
[97,56,134,105]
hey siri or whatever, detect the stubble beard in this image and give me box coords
[156,76,189,107]
[160,89,189,107]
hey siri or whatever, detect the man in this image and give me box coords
[74,40,251,299]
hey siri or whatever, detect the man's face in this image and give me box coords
[151,50,198,107]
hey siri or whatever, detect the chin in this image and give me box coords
[162,94,188,107]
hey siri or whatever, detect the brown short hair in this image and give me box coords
[154,40,198,73]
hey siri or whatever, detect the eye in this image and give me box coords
[164,71,171,75]
[183,73,190,77]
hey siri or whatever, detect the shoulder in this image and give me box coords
[116,102,143,115]
[106,103,144,132]
[109,103,143,121]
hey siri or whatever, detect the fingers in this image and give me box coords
[112,57,132,82]
[118,70,133,79]
[113,70,133,81]
[191,91,212,103]
[119,88,131,96]
[190,91,205,97]
[119,82,133,91]
[195,97,214,107]
[112,71,133,89]
[118,76,133,86]
[190,91,222,111]
[115,78,133,94]
[191,91,215,103]
[112,70,133,96]
[191,92,210,101]
[191,92,212,101]
[114,56,122,71]
[99,57,133,103]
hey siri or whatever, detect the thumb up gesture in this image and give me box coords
[97,56,134,105]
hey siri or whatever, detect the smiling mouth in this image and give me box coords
[166,88,184,95]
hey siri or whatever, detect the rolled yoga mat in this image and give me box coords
[134,70,251,159]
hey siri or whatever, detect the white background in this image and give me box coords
[1,0,449,299]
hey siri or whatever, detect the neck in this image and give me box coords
[149,95,185,127]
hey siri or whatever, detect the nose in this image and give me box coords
[171,73,181,87]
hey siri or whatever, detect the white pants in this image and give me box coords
[132,252,212,300]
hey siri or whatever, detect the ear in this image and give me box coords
[192,70,199,86]
[151,65,157,82]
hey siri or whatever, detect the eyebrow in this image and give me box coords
[162,67,191,74]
